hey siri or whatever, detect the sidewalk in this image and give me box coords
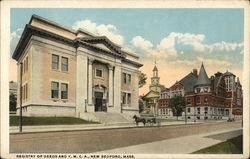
[95,128,243,154]
[10,120,210,134]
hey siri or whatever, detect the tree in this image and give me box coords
[170,95,186,120]
[139,71,147,88]
[139,98,144,113]
[9,93,17,111]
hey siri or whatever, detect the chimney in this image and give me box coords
[210,75,215,91]
[193,69,198,77]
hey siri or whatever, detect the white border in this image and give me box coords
[1,0,249,159]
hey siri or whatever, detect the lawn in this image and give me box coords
[194,135,243,154]
[10,116,99,126]
[157,118,184,122]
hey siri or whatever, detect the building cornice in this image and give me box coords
[12,19,143,68]
[12,24,75,60]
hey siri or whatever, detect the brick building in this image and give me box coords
[158,63,243,120]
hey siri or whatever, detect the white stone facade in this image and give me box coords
[14,15,142,121]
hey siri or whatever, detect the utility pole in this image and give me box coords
[19,63,23,133]
[185,106,187,124]
[84,99,87,112]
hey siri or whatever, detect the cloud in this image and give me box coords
[72,19,124,45]
[169,56,230,68]
[130,36,153,51]
[10,28,23,54]
[131,32,243,62]
[208,41,243,54]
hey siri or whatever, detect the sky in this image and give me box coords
[9,8,244,95]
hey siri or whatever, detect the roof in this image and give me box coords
[179,72,198,92]
[195,63,210,86]
[224,71,235,77]
[153,65,158,71]
[142,90,160,99]
[12,15,143,68]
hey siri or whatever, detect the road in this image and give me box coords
[10,121,242,153]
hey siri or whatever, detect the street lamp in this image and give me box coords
[194,107,196,123]
[184,106,187,124]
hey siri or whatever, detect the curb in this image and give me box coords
[10,122,206,135]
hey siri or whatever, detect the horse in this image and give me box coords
[133,115,146,126]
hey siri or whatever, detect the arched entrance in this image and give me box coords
[93,85,107,112]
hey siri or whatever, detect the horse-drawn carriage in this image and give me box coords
[133,115,161,126]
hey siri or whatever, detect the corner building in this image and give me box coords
[158,63,243,120]
[12,15,142,121]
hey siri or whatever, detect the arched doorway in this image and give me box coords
[93,85,107,112]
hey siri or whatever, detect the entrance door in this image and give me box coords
[95,92,103,112]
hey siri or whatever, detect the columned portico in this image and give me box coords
[88,58,94,106]
[108,64,114,107]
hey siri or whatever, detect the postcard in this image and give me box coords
[1,0,249,159]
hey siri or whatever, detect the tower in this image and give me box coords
[149,62,161,93]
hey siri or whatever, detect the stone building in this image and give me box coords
[158,63,243,120]
[12,15,142,122]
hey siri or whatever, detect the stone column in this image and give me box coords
[113,63,122,113]
[76,52,88,117]
[88,58,94,106]
[134,72,139,110]
[108,64,114,107]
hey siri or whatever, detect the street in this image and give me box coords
[10,121,242,153]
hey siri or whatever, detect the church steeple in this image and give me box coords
[153,61,158,77]
[149,61,161,92]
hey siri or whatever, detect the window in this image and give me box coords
[127,93,131,104]
[23,59,26,74]
[127,74,131,83]
[61,83,68,99]
[204,97,208,104]
[122,92,126,104]
[26,57,28,72]
[22,86,25,100]
[197,107,200,114]
[123,73,126,83]
[196,97,200,104]
[52,54,59,70]
[51,81,59,99]
[61,57,68,72]
[95,69,103,78]
[204,107,208,114]
[196,88,201,93]
[187,108,190,113]
[26,83,28,99]
[122,73,131,84]
[204,87,208,92]
[122,92,131,105]
[187,98,191,105]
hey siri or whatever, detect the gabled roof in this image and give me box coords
[195,63,210,86]
[143,90,159,99]
[179,72,198,92]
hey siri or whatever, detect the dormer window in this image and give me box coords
[204,87,208,92]
[196,88,201,93]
